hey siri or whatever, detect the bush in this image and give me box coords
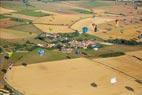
[99,52,125,58]
[10,17,32,23]
[15,44,26,51]
[0,47,3,53]
[72,9,93,14]
[22,62,27,67]
[1,69,7,73]
[90,82,97,87]
[66,56,71,59]
[0,14,7,19]
[26,40,31,44]
[55,42,63,50]
[4,85,13,93]
[107,39,142,45]
[81,52,88,55]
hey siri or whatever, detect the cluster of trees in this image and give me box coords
[14,42,38,51]
[99,51,125,58]
[107,39,142,45]
[36,31,101,45]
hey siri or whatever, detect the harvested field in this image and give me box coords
[95,51,142,80]
[127,51,142,59]
[34,24,74,33]
[5,13,38,21]
[6,58,142,95]
[35,10,59,15]
[90,23,142,40]
[33,14,91,25]
[8,24,42,34]
[71,17,114,32]
[0,28,36,39]
[0,7,16,14]
[33,14,92,33]
[33,14,113,33]
[30,1,89,14]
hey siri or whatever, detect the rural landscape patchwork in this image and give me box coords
[0,0,142,95]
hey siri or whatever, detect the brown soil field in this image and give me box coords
[6,57,142,95]
[0,18,20,28]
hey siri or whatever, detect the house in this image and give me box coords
[68,40,96,49]
[61,48,73,53]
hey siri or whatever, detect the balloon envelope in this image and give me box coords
[37,48,45,56]
[110,77,117,84]
[82,27,88,33]
[7,52,13,58]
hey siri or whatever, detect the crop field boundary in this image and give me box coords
[92,58,142,84]
[3,78,24,95]
[69,16,91,28]
[33,23,69,26]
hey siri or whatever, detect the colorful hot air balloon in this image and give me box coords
[82,27,88,33]
[37,48,45,56]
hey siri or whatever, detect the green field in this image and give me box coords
[81,1,114,8]
[72,9,93,14]
[0,1,33,11]
[1,1,50,17]
[5,49,78,65]
[0,14,7,19]
[59,32,104,41]
[1,44,142,66]
[8,24,42,34]
[17,9,50,17]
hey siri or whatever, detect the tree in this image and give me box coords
[0,47,2,53]
[22,0,29,7]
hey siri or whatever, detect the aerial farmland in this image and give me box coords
[0,0,142,95]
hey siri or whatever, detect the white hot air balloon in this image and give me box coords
[110,77,117,84]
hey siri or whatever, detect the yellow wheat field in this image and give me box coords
[0,7,16,14]
[6,57,142,95]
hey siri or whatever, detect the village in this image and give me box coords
[35,32,102,53]
[0,0,142,95]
